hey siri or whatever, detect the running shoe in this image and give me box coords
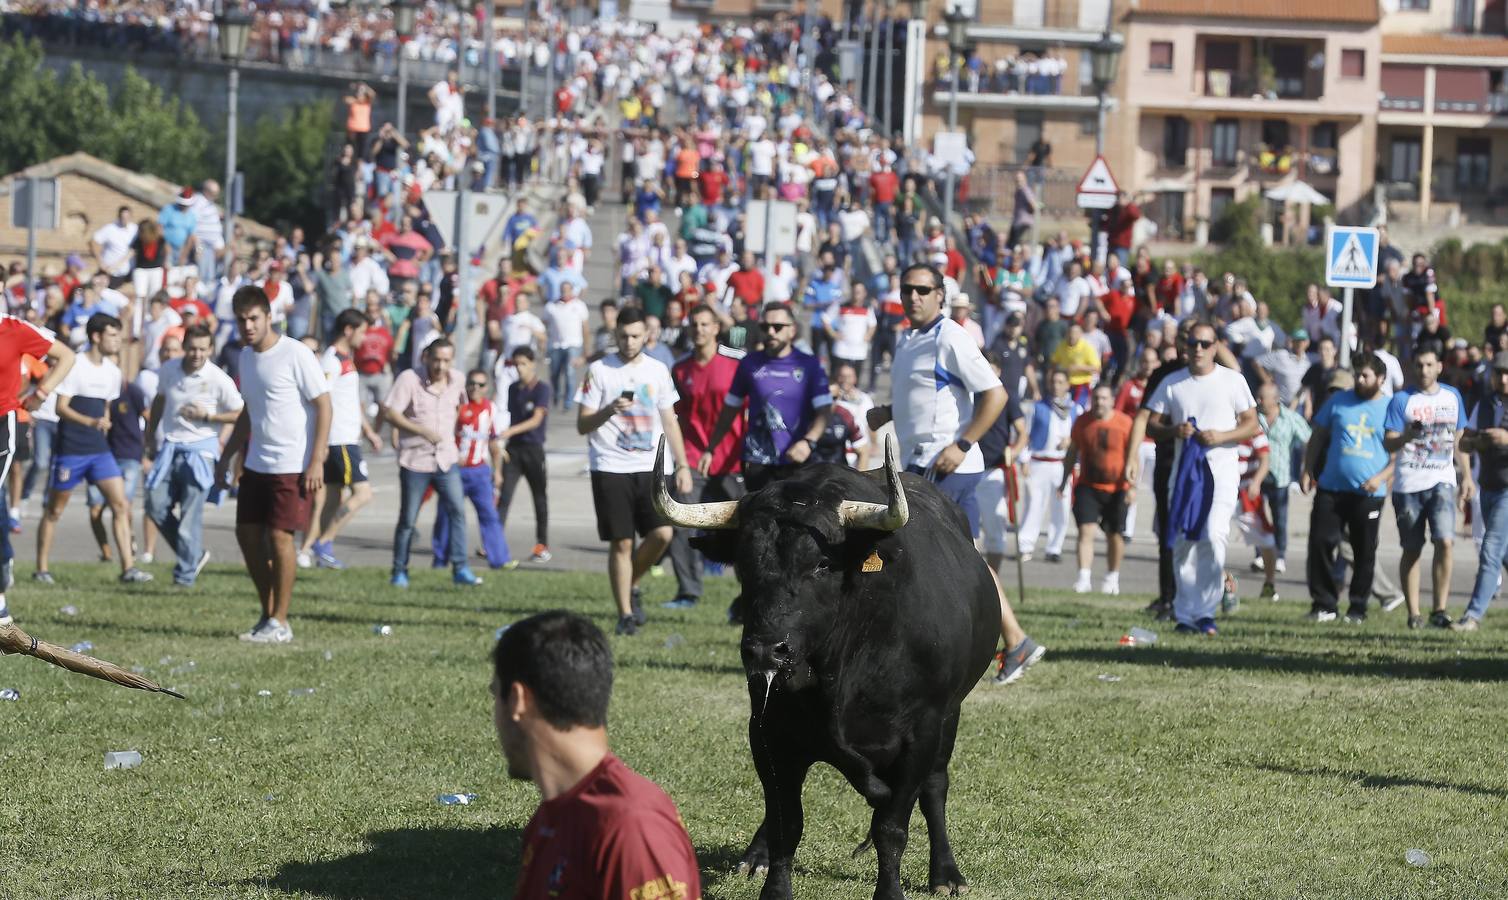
[314,541,346,570]
[193,550,212,579]
[238,616,271,642]
[662,596,698,609]
[1100,574,1120,595]
[453,567,483,586]
[992,636,1046,686]
[1429,610,1453,629]
[296,551,313,570]
[119,567,153,584]
[1450,615,1480,632]
[0,605,12,626]
[530,544,552,562]
[33,569,56,584]
[615,614,638,636]
[1044,553,1062,563]
[1259,583,1279,602]
[391,571,410,588]
[1408,614,1424,629]
[1344,611,1367,625]
[1306,610,1338,623]
[1073,572,1092,594]
[245,617,292,644]
[1195,616,1218,636]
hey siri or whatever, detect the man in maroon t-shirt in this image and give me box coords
[725,252,765,310]
[666,305,747,608]
[496,611,701,900]
[868,160,900,244]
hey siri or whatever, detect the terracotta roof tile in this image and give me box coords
[1381,33,1508,57]
[1132,0,1379,24]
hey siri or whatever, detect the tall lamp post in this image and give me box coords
[217,0,252,254]
[941,5,968,226]
[393,0,417,136]
[484,0,496,122]
[881,0,895,135]
[866,3,880,120]
[906,0,926,148]
[1088,23,1122,260]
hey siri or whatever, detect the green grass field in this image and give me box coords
[1,562,1506,899]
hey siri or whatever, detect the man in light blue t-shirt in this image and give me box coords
[1303,354,1392,624]
[1382,348,1475,630]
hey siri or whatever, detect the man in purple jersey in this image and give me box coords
[699,302,832,492]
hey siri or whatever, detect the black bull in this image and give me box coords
[655,437,999,899]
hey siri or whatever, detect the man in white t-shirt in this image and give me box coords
[299,309,382,571]
[216,286,332,644]
[575,306,693,637]
[144,324,243,587]
[36,313,150,585]
[824,296,877,372]
[748,136,776,195]
[1383,349,1474,628]
[866,263,1046,687]
[543,285,591,412]
[1145,321,1260,634]
[90,206,138,286]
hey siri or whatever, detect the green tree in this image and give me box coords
[0,38,210,185]
[238,100,336,235]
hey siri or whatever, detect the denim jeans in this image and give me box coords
[22,419,56,501]
[394,465,467,575]
[1261,476,1290,559]
[145,454,211,585]
[1466,487,1508,621]
[431,464,510,567]
[548,347,576,409]
[873,201,894,244]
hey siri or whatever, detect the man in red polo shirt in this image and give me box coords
[496,611,701,900]
[868,159,900,244]
[697,160,729,208]
[725,251,765,311]
[666,304,745,609]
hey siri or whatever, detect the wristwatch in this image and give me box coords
[955,439,973,453]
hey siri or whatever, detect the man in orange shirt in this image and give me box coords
[673,137,701,211]
[1061,384,1133,595]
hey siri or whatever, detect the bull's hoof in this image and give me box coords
[736,862,769,879]
[930,884,969,896]
[929,860,969,896]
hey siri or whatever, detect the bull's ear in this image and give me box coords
[690,531,740,564]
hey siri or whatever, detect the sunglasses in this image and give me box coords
[762,322,793,331]
[1188,339,1216,350]
[899,284,935,296]
[467,381,488,389]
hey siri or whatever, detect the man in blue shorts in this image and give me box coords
[35,313,151,584]
[868,263,1045,685]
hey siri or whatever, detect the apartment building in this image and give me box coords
[1114,0,1381,241]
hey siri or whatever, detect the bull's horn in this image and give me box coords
[838,434,909,531]
[653,436,740,530]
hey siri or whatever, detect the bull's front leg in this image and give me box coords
[745,717,812,900]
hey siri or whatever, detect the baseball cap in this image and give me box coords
[1494,350,1508,372]
[1326,369,1354,391]
[176,188,194,206]
[1290,328,1309,342]
[950,294,971,309]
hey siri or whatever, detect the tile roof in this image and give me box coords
[1132,0,1379,24]
[1381,33,1508,57]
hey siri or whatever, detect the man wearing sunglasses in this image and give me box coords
[868,263,1045,686]
[699,302,831,493]
[1144,322,1260,636]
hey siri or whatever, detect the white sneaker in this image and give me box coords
[1249,557,1264,573]
[1275,558,1287,574]
[296,551,313,569]
[238,616,271,642]
[139,552,154,565]
[1073,572,1093,594]
[0,607,12,627]
[1100,575,1121,595]
[244,617,291,644]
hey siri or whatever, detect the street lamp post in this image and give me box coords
[484,0,496,122]
[907,0,926,148]
[393,0,417,136]
[217,0,252,255]
[1089,21,1122,261]
[882,0,895,135]
[941,5,967,226]
[866,3,880,120]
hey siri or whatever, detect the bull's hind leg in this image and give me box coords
[919,713,967,895]
[744,718,812,900]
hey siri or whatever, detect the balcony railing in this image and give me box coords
[1383,92,1508,115]
[1380,93,1426,112]
[931,67,1073,97]
[1203,70,1322,102]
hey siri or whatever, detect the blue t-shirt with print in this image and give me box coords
[1315,389,1391,496]
[726,349,831,466]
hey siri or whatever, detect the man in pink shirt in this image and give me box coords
[380,338,483,587]
[380,215,433,283]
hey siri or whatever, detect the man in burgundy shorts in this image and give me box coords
[494,611,701,899]
[217,286,331,644]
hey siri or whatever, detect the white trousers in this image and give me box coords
[977,467,1010,554]
[1173,486,1237,625]
[1124,441,1157,539]
[1018,459,1069,556]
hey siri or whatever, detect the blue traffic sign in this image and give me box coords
[1326,226,1379,289]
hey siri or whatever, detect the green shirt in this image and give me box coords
[680,204,708,241]
[1260,404,1312,488]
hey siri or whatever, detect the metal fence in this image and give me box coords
[962,165,1083,222]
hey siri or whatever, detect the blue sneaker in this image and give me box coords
[314,541,346,570]
[662,596,698,609]
[391,571,409,588]
[1195,617,1218,636]
[453,567,483,586]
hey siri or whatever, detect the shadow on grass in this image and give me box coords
[1053,645,1508,682]
[1253,762,1508,799]
[267,825,520,899]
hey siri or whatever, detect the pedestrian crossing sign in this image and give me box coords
[1325,226,1380,289]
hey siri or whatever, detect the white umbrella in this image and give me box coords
[1264,181,1330,205]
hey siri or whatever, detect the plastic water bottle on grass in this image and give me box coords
[104,750,141,770]
[437,793,477,805]
[1119,627,1158,647]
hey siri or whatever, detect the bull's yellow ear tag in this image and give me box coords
[861,551,883,573]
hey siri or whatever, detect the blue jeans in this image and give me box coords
[874,202,894,244]
[22,419,56,501]
[145,454,211,585]
[548,347,575,409]
[394,465,467,575]
[431,464,510,567]
[1466,487,1508,621]
[1393,483,1457,552]
[906,465,985,537]
[1261,476,1290,559]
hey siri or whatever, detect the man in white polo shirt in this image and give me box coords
[867,263,1045,686]
[144,324,243,587]
[217,286,332,644]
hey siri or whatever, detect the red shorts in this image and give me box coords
[236,469,311,533]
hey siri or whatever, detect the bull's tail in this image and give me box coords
[851,833,874,858]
